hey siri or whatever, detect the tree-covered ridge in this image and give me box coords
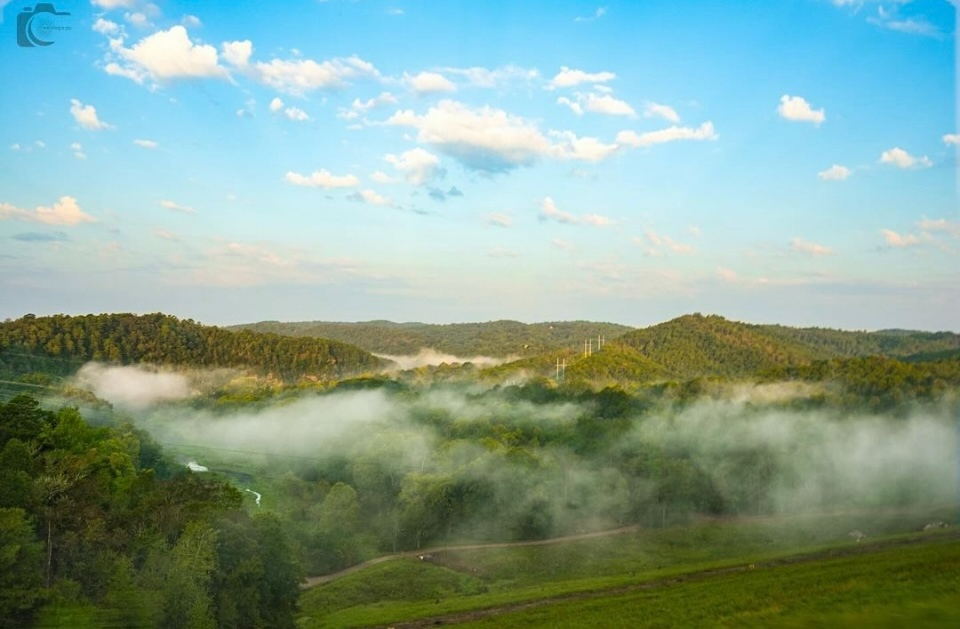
[613,314,820,378]
[754,323,960,359]
[230,319,634,357]
[483,314,960,386]
[0,394,302,628]
[0,313,386,380]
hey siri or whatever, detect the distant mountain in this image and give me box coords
[484,313,960,385]
[229,320,634,358]
[0,313,385,380]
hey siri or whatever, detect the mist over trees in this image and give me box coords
[1,311,958,627]
[0,394,302,628]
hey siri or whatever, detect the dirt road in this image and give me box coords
[374,531,960,628]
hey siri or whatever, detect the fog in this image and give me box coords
[376,348,517,370]
[73,364,958,546]
[74,363,193,409]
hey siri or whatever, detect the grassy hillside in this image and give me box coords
[229,320,634,357]
[0,313,385,381]
[297,512,959,628]
[455,535,960,628]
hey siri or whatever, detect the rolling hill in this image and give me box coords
[483,313,960,386]
[0,313,386,380]
[229,319,634,358]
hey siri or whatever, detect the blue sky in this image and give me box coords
[0,0,957,330]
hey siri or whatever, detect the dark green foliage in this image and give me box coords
[483,313,960,388]
[0,312,385,381]
[230,319,634,357]
[0,395,303,628]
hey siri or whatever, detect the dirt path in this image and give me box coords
[301,504,949,589]
[301,525,643,589]
[373,531,960,629]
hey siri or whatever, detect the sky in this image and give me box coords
[0,0,957,331]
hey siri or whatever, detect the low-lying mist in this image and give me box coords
[70,363,959,555]
[376,348,517,370]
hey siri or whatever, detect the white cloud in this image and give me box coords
[553,132,620,162]
[405,71,457,94]
[879,147,932,169]
[387,100,553,172]
[125,11,152,29]
[864,5,939,37]
[182,15,202,28]
[69,99,113,130]
[881,228,922,248]
[556,96,583,115]
[777,94,825,124]
[583,213,614,227]
[370,170,399,184]
[349,189,391,206]
[134,138,158,149]
[92,0,136,8]
[549,66,616,89]
[385,147,442,185]
[388,100,620,172]
[917,218,960,238]
[585,93,635,117]
[284,106,309,121]
[817,164,851,181]
[92,18,120,35]
[71,142,86,160]
[352,91,398,112]
[487,212,512,227]
[284,169,360,188]
[636,230,694,255]
[106,26,228,83]
[575,6,607,22]
[0,196,95,225]
[558,92,636,117]
[439,65,539,88]
[616,121,718,148]
[791,237,832,256]
[943,133,960,146]
[269,97,284,112]
[540,197,578,224]
[221,40,252,68]
[252,55,378,96]
[160,199,194,213]
[643,102,680,123]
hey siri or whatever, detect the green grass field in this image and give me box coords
[454,537,960,628]
[296,509,959,628]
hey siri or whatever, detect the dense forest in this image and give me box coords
[482,314,960,389]
[229,320,634,357]
[0,394,302,628]
[0,314,385,381]
[2,310,959,628]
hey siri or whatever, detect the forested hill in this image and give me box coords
[486,313,960,385]
[0,313,385,380]
[229,319,634,357]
